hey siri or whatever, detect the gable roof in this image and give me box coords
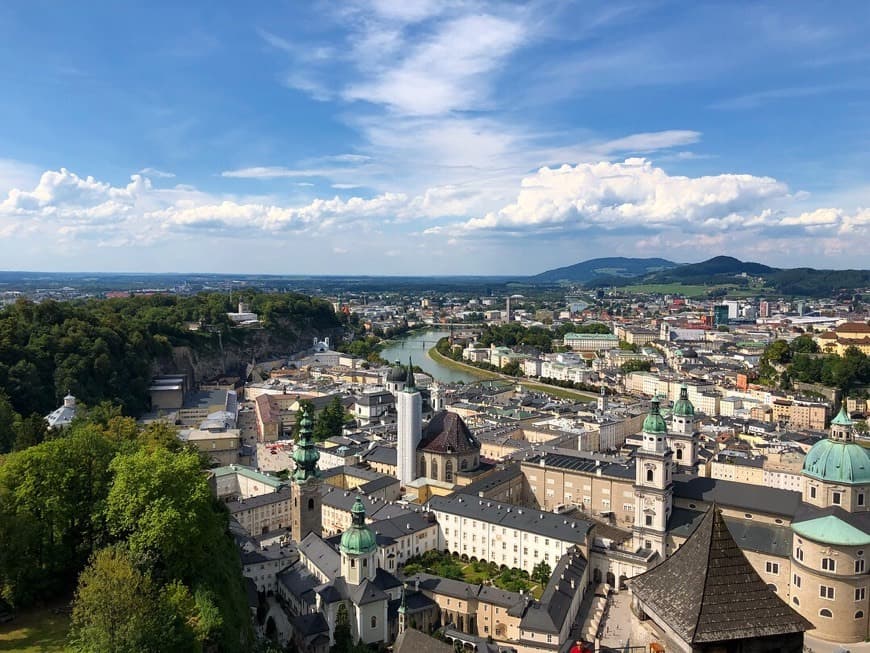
[419,410,481,455]
[628,506,811,644]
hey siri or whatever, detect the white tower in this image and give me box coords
[633,397,673,558]
[397,358,422,486]
[668,385,698,470]
[505,295,511,323]
[431,381,442,412]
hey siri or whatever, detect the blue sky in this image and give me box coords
[1,0,869,275]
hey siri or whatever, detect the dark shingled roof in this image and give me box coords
[394,627,453,653]
[673,474,802,518]
[419,410,481,455]
[629,506,811,644]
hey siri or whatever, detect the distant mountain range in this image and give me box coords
[530,257,678,283]
[530,255,870,297]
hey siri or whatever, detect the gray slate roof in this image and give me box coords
[673,475,802,518]
[298,531,340,580]
[668,508,792,558]
[629,506,811,644]
[429,493,592,544]
[411,573,527,610]
[394,627,453,653]
[520,547,586,635]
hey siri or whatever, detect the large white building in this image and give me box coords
[427,493,592,574]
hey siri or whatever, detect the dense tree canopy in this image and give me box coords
[0,415,252,651]
[0,292,339,454]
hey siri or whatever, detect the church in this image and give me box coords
[395,360,482,488]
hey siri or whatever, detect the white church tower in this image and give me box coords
[396,358,422,487]
[633,397,673,558]
[668,385,698,471]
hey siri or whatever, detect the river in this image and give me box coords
[379,330,482,384]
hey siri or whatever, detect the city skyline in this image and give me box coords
[1,1,869,274]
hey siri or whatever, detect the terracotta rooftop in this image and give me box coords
[628,505,811,644]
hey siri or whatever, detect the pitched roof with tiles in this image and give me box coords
[419,410,481,455]
[629,506,811,644]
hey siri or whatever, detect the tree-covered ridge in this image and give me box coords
[0,291,339,431]
[759,336,870,394]
[0,415,253,651]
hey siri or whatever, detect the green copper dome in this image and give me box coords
[831,404,853,427]
[803,439,870,485]
[672,386,695,418]
[292,407,320,484]
[643,397,668,434]
[340,496,377,555]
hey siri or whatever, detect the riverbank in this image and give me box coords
[428,346,598,401]
[427,346,501,380]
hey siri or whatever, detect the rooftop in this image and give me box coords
[629,506,811,644]
[428,493,592,544]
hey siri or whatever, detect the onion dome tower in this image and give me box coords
[633,397,673,558]
[340,496,379,585]
[291,406,322,540]
[669,385,698,470]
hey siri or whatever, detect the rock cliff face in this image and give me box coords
[153,325,344,383]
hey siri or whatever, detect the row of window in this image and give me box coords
[794,548,866,573]
[791,600,865,621]
[808,486,865,506]
[815,585,867,601]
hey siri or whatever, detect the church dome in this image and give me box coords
[387,363,408,383]
[803,439,870,485]
[419,410,480,454]
[642,398,668,435]
[340,496,378,555]
[672,386,695,418]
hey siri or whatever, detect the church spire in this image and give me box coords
[398,584,408,635]
[406,356,416,391]
[292,405,320,483]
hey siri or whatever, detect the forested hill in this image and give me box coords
[531,257,677,283]
[0,292,339,444]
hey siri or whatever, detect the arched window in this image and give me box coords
[819,609,833,618]
[445,460,453,483]
[431,459,438,479]
[767,584,777,593]
[350,559,355,568]
[461,459,468,470]
[371,616,377,628]
[646,469,654,482]
[856,611,865,620]
[362,558,367,568]
[676,449,683,460]
[308,498,314,511]
[419,458,426,477]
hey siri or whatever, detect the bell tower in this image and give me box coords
[291,406,322,541]
[633,397,673,558]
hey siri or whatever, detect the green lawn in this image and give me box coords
[0,606,70,652]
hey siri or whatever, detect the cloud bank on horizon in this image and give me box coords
[0,0,868,274]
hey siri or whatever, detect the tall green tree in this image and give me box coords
[69,546,196,653]
[531,560,552,586]
[106,446,213,578]
[314,396,347,441]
